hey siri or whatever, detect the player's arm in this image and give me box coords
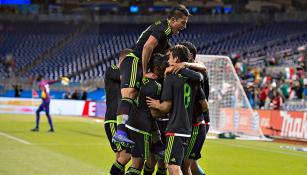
[165,67,204,82]
[47,79,60,84]
[185,62,207,73]
[142,36,158,77]
[146,97,172,116]
[196,85,209,112]
[170,62,207,74]
[179,68,204,82]
[199,99,209,112]
[150,108,167,118]
[148,74,173,116]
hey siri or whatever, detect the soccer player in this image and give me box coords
[180,42,210,175]
[147,45,208,175]
[124,53,168,175]
[104,49,132,175]
[113,5,190,146]
[31,75,58,132]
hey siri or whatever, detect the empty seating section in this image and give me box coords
[0,21,306,81]
[208,21,307,55]
[0,21,75,77]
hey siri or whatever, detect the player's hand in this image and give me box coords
[169,62,185,73]
[144,72,158,79]
[146,97,160,109]
[164,66,175,75]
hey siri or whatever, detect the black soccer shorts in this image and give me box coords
[185,123,207,160]
[126,125,151,160]
[104,120,124,153]
[156,119,168,145]
[120,53,142,90]
[165,135,188,166]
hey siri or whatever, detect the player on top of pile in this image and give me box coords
[113,5,191,147]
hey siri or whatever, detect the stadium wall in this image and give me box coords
[0,97,106,118]
[220,108,307,141]
[0,89,105,101]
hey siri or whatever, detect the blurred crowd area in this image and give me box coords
[233,48,307,110]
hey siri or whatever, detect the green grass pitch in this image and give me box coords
[0,114,306,175]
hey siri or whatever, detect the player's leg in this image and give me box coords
[183,125,199,174]
[109,149,131,175]
[187,124,207,175]
[143,152,157,175]
[126,129,150,175]
[191,111,210,175]
[113,54,142,146]
[105,121,131,175]
[182,159,192,175]
[151,120,165,157]
[191,160,206,175]
[126,157,143,175]
[45,101,54,132]
[168,164,183,175]
[165,136,187,175]
[31,102,44,131]
[156,159,167,175]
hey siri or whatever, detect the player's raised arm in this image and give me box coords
[179,68,204,82]
[142,36,158,78]
[185,62,207,73]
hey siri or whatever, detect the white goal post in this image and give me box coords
[196,55,265,139]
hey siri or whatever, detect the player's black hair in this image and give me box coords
[168,4,190,19]
[170,45,190,63]
[179,41,197,60]
[151,53,169,71]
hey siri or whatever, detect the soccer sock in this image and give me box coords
[35,110,40,128]
[156,168,167,175]
[196,161,205,175]
[143,163,154,175]
[126,167,141,175]
[110,160,125,175]
[117,98,134,132]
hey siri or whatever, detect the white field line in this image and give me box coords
[0,132,31,145]
[213,140,307,158]
[33,143,109,146]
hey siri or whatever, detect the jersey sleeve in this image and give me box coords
[47,80,59,84]
[179,68,204,82]
[151,25,167,43]
[161,75,173,101]
[105,67,120,82]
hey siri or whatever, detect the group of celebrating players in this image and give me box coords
[104,4,210,175]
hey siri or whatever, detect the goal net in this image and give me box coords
[196,55,265,139]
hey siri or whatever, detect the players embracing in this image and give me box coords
[104,4,211,175]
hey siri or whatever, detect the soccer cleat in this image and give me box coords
[48,129,55,133]
[30,128,39,132]
[112,133,135,148]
